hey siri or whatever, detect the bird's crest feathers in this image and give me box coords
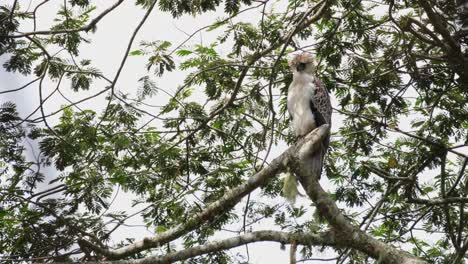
[287,51,315,69]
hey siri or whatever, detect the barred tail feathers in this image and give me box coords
[307,146,325,180]
[283,146,326,203]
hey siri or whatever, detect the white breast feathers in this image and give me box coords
[287,74,317,137]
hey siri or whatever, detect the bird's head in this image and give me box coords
[287,51,316,74]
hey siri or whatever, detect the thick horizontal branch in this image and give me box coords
[81,125,331,259]
[66,230,338,264]
[133,230,337,264]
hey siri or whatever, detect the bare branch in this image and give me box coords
[3,0,125,38]
[0,77,41,94]
[97,0,157,127]
[447,158,468,196]
[130,230,336,264]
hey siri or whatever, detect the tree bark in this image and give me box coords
[291,130,426,264]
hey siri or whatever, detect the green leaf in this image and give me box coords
[176,49,192,56]
[388,156,398,168]
[156,225,167,233]
[129,50,144,56]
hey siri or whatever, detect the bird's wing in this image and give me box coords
[311,78,332,124]
[309,100,327,127]
[309,77,332,148]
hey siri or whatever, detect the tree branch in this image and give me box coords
[290,138,426,263]
[69,230,337,264]
[447,158,468,196]
[417,0,459,51]
[452,236,468,264]
[81,125,331,259]
[131,230,336,264]
[3,0,125,38]
[408,197,468,206]
[417,0,468,85]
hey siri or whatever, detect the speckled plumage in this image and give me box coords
[287,52,332,179]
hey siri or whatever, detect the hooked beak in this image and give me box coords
[296,63,306,72]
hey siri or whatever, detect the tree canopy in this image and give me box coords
[0,0,467,263]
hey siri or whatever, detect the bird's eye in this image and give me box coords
[296,63,306,71]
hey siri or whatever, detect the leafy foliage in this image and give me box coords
[0,0,467,263]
